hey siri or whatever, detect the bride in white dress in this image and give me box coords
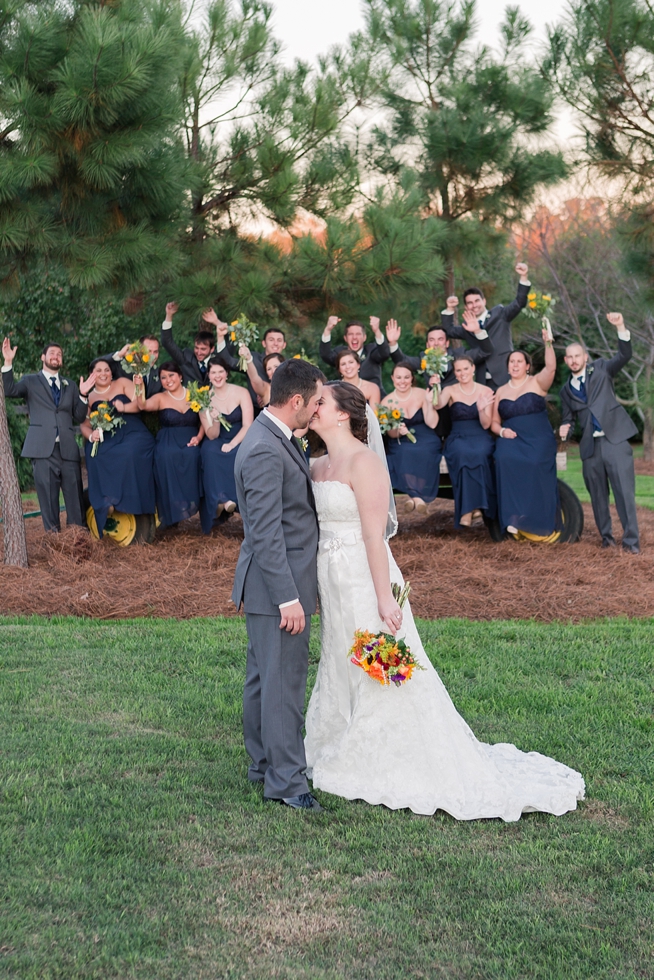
[305,382,585,821]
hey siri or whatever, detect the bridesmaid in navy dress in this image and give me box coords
[199,358,253,533]
[139,361,203,528]
[491,329,559,538]
[81,359,155,537]
[381,361,440,514]
[439,354,496,528]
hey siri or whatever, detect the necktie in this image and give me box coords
[199,361,207,377]
[49,377,61,407]
[575,377,602,432]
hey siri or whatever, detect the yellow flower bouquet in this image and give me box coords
[229,314,259,371]
[523,291,556,320]
[88,402,125,457]
[375,404,417,443]
[120,341,153,377]
[421,346,450,404]
[185,381,232,431]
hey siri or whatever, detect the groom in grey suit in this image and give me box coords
[232,358,326,810]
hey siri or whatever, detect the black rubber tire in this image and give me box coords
[557,479,584,543]
[133,513,156,545]
[484,514,507,542]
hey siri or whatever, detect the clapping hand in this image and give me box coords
[165,301,179,320]
[325,315,340,335]
[607,311,625,331]
[2,336,17,365]
[79,371,98,397]
[386,318,401,345]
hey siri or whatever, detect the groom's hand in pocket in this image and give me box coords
[279,601,305,635]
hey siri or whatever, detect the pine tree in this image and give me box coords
[356,0,567,296]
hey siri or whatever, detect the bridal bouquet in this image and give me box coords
[120,341,153,377]
[88,403,125,457]
[349,583,423,687]
[229,314,259,370]
[186,381,232,431]
[421,346,450,404]
[375,404,416,443]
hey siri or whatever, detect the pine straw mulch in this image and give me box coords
[1,496,653,622]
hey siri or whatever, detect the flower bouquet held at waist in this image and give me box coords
[88,403,125,457]
[421,346,449,404]
[229,314,259,370]
[375,404,416,443]
[349,583,423,687]
[120,341,153,377]
[185,382,232,431]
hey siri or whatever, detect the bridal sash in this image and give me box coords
[319,527,362,722]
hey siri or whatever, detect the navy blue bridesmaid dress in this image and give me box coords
[199,406,242,533]
[85,395,156,537]
[154,408,202,527]
[495,392,559,535]
[386,408,442,502]
[443,402,497,527]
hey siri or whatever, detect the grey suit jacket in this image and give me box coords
[2,369,87,460]
[443,282,530,386]
[560,339,637,460]
[232,414,319,616]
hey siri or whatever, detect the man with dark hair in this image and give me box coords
[160,302,216,383]
[385,320,494,440]
[99,334,162,395]
[205,309,287,409]
[232,357,326,811]
[443,262,531,389]
[559,312,639,553]
[320,315,394,393]
[1,338,96,531]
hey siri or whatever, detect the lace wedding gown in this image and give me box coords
[305,480,585,820]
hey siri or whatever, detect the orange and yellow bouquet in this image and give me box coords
[120,341,153,377]
[523,291,555,320]
[375,404,416,443]
[88,403,125,457]
[349,583,423,687]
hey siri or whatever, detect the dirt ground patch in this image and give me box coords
[1,496,652,621]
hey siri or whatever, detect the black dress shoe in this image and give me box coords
[622,544,640,554]
[265,792,324,811]
[601,537,616,548]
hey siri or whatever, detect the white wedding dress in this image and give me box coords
[305,480,585,820]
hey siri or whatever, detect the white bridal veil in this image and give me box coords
[365,403,398,540]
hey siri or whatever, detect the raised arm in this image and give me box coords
[1,338,28,398]
[319,316,341,367]
[240,346,268,397]
[160,302,185,362]
[503,263,530,322]
[534,328,557,393]
[422,388,439,429]
[605,312,633,377]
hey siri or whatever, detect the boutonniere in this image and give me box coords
[62,379,69,387]
[299,437,309,453]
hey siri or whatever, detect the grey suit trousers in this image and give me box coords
[243,612,311,799]
[582,437,639,548]
[32,445,85,532]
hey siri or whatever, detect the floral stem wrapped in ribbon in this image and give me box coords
[349,583,423,687]
[88,403,125,457]
[229,314,259,371]
[120,341,153,377]
[375,404,417,443]
[185,381,232,431]
[421,346,450,405]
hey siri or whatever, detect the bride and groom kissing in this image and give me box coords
[232,358,585,820]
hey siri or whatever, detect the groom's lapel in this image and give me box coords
[257,414,310,474]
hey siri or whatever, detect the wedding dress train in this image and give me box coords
[305,480,585,820]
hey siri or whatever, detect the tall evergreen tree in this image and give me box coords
[355,0,567,295]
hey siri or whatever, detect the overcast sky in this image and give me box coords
[270,0,569,65]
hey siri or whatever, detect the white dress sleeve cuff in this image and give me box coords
[321,331,331,343]
[279,599,299,610]
[617,330,631,342]
[1,365,12,373]
[162,320,172,330]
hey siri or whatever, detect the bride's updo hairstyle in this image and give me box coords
[327,381,368,443]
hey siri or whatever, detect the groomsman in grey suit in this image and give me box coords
[232,358,326,811]
[442,262,531,388]
[2,338,96,531]
[559,312,640,553]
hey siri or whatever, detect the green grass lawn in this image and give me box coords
[560,446,654,510]
[1,616,652,980]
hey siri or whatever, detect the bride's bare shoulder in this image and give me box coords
[349,444,387,479]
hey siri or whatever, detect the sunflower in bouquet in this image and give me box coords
[349,583,423,687]
[523,291,556,320]
[120,341,154,377]
[421,346,450,404]
[375,404,416,443]
[185,381,232,431]
[88,402,126,457]
[229,314,259,371]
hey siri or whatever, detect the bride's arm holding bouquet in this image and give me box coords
[350,451,403,635]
